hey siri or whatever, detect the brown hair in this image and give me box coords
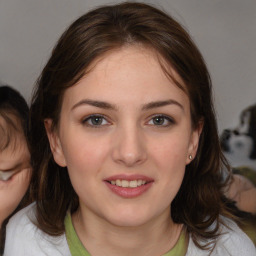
[30,2,232,250]
[0,85,29,151]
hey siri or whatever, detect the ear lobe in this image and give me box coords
[186,120,204,164]
[44,119,67,167]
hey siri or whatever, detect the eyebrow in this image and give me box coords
[71,99,184,111]
[71,99,117,111]
[142,99,184,111]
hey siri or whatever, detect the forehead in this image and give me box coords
[0,135,30,170]
[62,46,189,110]
[0,114,23,150]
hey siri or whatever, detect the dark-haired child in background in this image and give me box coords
[0,85,32,254]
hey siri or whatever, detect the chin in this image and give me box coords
[108,216,150,228]
[103,207,155,228]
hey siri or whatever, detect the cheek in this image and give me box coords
[64,135,110,175]
[0,169,31,218]
[150,135,189,170]
[11,169,31,200]
[153,139,188,201]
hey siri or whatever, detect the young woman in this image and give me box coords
[0,86,32,254]
[4,2,255,256]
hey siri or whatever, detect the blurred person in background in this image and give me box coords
[0,85,32,254]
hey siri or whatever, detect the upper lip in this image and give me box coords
[104,174,154,182]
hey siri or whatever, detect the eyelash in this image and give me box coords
[82,114,175,128]
[147,115,175,127]
[82,114,110,128]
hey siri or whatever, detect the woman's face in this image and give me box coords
[0,118,31,226]
[47,46,201,227]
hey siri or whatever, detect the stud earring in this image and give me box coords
[189,155,193,160]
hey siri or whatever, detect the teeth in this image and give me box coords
[109,179,147,188]
[122,180,129,187]
[129,180,137,188]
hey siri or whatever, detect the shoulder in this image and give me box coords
[187,217,256,256]
[4,203,70,256]
[216,217,256,255]
[5,202,36,232]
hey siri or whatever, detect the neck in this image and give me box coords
[72,207,183,256]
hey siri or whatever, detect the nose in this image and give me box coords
[111,125,147,167]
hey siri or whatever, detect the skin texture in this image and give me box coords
[0,118,31,227]
[46,46,202,256]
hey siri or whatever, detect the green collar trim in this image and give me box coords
[65,212,187,256]
[162,227,187,256]
[65,212,90,256]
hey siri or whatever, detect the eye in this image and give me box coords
[147,115,174,127]
[0,169,20,181]
[82,115,110,127]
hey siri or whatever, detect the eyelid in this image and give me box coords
[0,169,18,181]
[146,114,175,126]
[0,167,31,181]
[82,114,111,127]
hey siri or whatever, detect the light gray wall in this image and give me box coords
[0,0,255,132]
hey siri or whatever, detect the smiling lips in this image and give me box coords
[110,179,147,188]
[104,175,154,198]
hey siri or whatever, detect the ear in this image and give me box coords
[44,119,67,167]
[186,120,204,164]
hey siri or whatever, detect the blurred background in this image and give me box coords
[0,0,255,133]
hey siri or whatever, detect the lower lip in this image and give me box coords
[104,181,153,198]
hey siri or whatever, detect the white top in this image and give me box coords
[3,203,256,256]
